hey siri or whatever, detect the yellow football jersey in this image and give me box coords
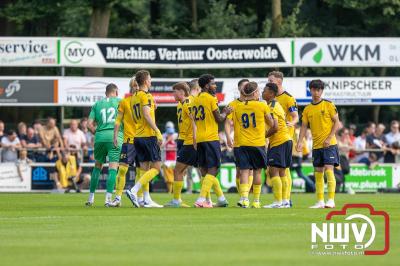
[268,100,291,148]
[301,99,338,149]
[192,92,219,143]
[116,95,136,143]
[234,100,270,147]
[131,90,156,138]
[177,98,194,145]
[276,91,297,138]
[227,99,243,148]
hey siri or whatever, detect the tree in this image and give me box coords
[85,0,115,77]
[271,0,282,37]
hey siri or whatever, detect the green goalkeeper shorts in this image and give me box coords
[94,141,122,164]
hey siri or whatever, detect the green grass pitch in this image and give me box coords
[0,193,398,266]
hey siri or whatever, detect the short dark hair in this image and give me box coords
[243,81,258,96]
[198,74,215,89]
[6,129,16,136]
[238,79,249,88]
[309,79,324,90]
[265,82,278,96]
[172,82,190,97]
[135,70,150,86]
[106,83,118,95]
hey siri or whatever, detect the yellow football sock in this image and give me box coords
[200,174,214,198]
[285,168,292,199]
[315,171,325,202]
[139,168,159,186]
[200,176,212,201]
[236,177,240,194]
[173,181,184,201]
[325,169,336,200]
[135,168,143,198]
[281,175,289,201]
[240,183,249,198]
[212,177,224,198]
[248,175,253,188]
[271,176,282,202]
[253,184,261,201]
[116,164,128,197]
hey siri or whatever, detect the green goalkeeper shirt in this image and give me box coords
[89,97,123,142]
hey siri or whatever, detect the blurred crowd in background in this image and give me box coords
[1,118,399,165]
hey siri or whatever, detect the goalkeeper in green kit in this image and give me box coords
[85,83,123,207]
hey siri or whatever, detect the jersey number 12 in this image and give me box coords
[100,107,116,123]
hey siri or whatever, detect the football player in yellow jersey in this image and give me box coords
[296,79,340,209]
[126,70,163,208]
[234,82,276,208]
[262,82,293,208]
[164,82,197,207]
[193,74,232,208]
[224,79,254,196]
[268,71,299,207]
[110,77,138,207]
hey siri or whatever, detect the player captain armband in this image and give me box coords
[288,106,298,112]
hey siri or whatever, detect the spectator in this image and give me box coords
[291,125,315,191]
[383,120,400,163]
[0,120,5,143]
[53,150,80,193]
[1,130,21,162]
[303,128,313,161]
[63,119,87,149]
[69,145,90,191]
[80,117,94,148]
[32,120,43,139]
[337,128,353,176]
[384,120,400,146]
[39,117,63,158]
[337,128,354,159]
[79,117,94,162]
[16,148,31,182]
[219,131,234,163]
[366,122,385,160]
[21,127,42,161]
[162,124,177,193]
[17,122,27,140]
[354,128,369,162]
[348,124,357,159]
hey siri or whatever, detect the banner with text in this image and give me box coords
[0,38,58,66]
[57,77,226,106]
[0,162,31,192]
[59,38,292,68]
[294,38,400,67]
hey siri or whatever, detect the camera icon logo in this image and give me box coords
[311,204,390,255]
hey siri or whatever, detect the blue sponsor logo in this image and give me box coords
[306,80,312,97]
[32,167,48,181]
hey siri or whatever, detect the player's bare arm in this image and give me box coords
[88,118,96,135]
[323,113,340,148]
[296,121,308,152]
[224,118,234,149]
[143,105,162,145]
[265,114,278,138]
[286,110,299,127]
[113,111,123,147]
[212,106,232,123]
